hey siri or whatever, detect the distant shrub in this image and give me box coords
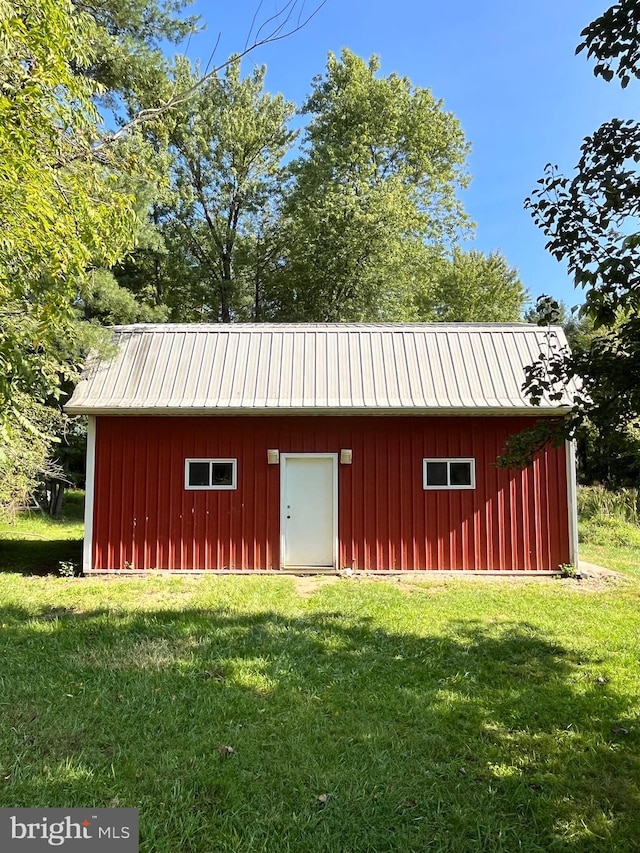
[61,490,85,521]
[577,486,639,525]
[0,393,64,522]
[578,515,640,548]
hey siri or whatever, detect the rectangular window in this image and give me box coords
[423,458,475,490]
[185,458,237,490]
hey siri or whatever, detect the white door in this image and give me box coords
[281,454,337,568]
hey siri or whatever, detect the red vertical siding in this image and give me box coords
[92,416,570,571]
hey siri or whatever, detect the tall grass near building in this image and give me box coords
[578,486,640,525]
[578,486,640,577]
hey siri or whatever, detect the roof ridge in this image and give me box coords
[111,322,559,332]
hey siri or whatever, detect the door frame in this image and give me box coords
[279,452,339,570]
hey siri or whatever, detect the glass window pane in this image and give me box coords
[211,462,234,486]
[426,461,448,486]
[450,462,472,486]
[188,462,210,487]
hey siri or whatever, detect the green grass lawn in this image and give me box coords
[579,516,640,578]
[0,572,639,852]
[0,491,83,575]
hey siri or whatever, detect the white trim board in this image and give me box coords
[565,439,579,567]
[83,416,96,575]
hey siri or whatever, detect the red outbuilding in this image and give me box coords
[66,323,578,573]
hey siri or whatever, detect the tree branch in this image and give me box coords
[57,0,327,167]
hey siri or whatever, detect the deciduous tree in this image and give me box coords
[155,58,296,322]
[270,49,471,321]
[0,0,139,431]
[418,248,527,322]
[500,1,640,475]
[0,0,323,514]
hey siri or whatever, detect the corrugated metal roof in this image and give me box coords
[65,323,573,415]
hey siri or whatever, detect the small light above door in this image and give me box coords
[340,449,352,465]
[267,449,280,464]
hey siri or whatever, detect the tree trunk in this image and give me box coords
[221,252,233,322]
[48,482,65,518]
[254,236,261,321]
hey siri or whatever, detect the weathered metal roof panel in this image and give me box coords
[66,323,573,414]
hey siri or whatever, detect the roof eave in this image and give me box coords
[64,405,573,417]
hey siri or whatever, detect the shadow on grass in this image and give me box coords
[0,539,83,575]
[0,604,638,852]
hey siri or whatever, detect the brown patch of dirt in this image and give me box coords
[86,562,629,596]
[291,575,342,597]
[291,562,629,596]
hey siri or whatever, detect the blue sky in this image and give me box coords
[177,1,628,312]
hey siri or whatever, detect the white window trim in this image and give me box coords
[423,458,476,490]
[185,458,237,490]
